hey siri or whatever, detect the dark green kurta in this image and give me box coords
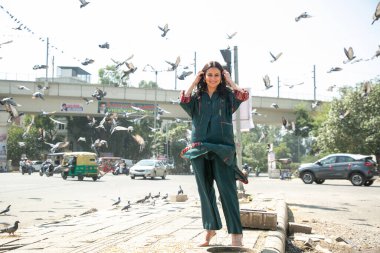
[180,88,249,234]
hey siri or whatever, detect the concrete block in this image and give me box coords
[169,194,188,202]
[240,209,277,230]
[288,222,312,234]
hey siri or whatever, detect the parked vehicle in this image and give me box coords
[31,160,44,172]
[98,157,121,174]
[129,159,167,180]
[298,153,379,186]
[61,152,99,181]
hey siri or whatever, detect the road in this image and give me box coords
[1,172,379,234]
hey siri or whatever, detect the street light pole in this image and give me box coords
[154,70,158,129]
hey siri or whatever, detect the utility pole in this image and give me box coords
[45,37,49,86]
[194,51,197,74]
[312,65,316,101]
[277,76,280,98]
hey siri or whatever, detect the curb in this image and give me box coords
[261,198,288,253]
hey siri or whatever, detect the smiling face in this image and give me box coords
[205,67,222,92]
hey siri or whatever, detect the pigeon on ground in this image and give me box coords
[0,205,11,215]
[0,221,19,235]
[372,1,380,25]
[263,75,272,89]
[162,193,168,200]
[226,32,237,39]
[152,192,160,199]
[144,193,152,200]
[343,47,356,64]
[177,185,183,195]
[166,56,181,71]
[158,23,170,37]
[79,0,90,8]
[121,201,131,211]
[295,12,312,22]
[112,197,121,206]
[135,197,146,204]
[269,52,282,62]
[99,42,109,49]
[327,67,342,73]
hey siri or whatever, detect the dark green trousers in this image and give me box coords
[191,153,242,234]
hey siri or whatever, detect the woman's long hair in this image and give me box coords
[196,61,228,99]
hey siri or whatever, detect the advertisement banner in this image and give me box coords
[97,101,155,115]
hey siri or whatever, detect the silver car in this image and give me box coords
[130,159,167,180]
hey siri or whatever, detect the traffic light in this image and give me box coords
[220,49,232,73]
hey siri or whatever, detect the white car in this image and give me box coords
[130,159,167,180]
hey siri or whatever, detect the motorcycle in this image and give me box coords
[20,160,33,175]
[40,160,55,177]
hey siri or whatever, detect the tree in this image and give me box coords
[98,65,128,87]
[316,82,380,156]
[138,80,158,89]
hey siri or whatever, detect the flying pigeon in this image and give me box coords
[166,56,181,71]
[158,23,170,37]
[362,82,372,97]
[4,104,24,123]
[177,70,193,80]
[170,98,180,104]
[99,42,109,49]
[157,106,170,114]
[0,221,20,235]
[177,185,184,195]
[111,55,134,69]
[339,110,350,120]
[121,62,137,79]
[82,58,94,65]
[79,0,90,8]
[0,205,11,215]
[311,101,321,110]
[284,82,304,88]
[49,117,66,125]
[45,141,69,153]
[372,1,380,25]
[295,12,312,22]
[40,110,56,116]
[110,125,134,135]
[372,45,380,59]
[130,105,145,112]
[112,197,121,206]
[92,88,107,100]
[132,134,145,152]
[226,32,237,39]
[327,84,336,91]
[327,67,342,73]
[271,103,279,109]
[0,40,13,48]
[269,51,282,62]
[32,91,44,100]
[17,85,30,90]
[0,97,21,107]
[82,97,94,105]
[37,84,50,90]
[77,137,86,142]
[263,75,272,89]
[33,65,47,70]
[343,47,356,64]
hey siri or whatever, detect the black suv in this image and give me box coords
[298,153,379,186]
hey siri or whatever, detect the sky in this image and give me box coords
[0,0,379,102]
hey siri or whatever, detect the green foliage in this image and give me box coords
[98,65,127,87]
[316,83,380,155]
[138,80,158,89]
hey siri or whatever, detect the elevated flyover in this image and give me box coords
[0,79,319,126]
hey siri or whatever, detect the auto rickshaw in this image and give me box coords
[60,152,100,181]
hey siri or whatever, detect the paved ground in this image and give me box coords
[0,193,287,253]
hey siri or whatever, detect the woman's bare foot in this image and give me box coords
[198,230,216,247]
[231,233,243,246]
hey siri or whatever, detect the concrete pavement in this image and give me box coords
[0,193,287,253]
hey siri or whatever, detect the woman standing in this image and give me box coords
[179,61,249,247]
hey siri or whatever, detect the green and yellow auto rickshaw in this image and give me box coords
[60,152,100,181]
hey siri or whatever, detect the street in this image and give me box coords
[1,172,380,235]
